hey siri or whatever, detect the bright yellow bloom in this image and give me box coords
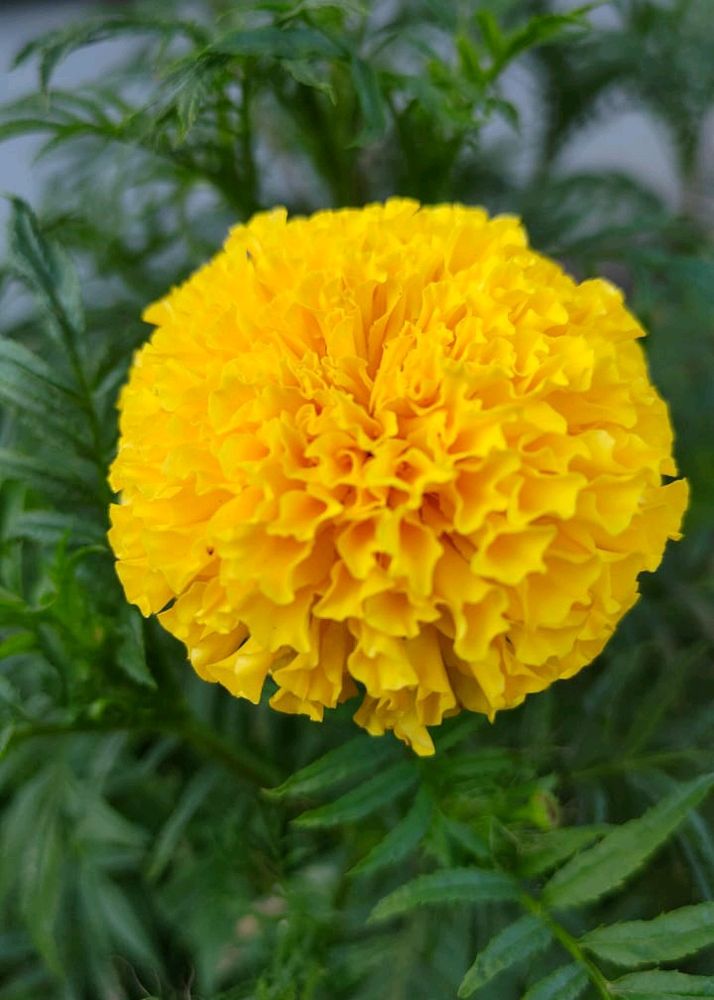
[108,200,688,755]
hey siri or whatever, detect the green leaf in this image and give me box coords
[369,868,519,923]
[522,964,589,1000]
[211,26,342,60]
[518,825,610,878]
[0,768,66,975]
[115,606,156,689]
[13,15,207,90]
[458,915,552,998]
[0,448,98,501]
[267,735,394,799]
[581,903,714,967]
[148,768,218,881]
[293,761,417,828]
[7,197,84,338]
[350,57,389,145]
[350,785,432,877]
[542,774,714,909]
[611,971,714,997]
[7,511,106,548]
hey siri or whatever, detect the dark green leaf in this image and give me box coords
[7,511,106,548]
[350,785,432,876]
[611,971,714,997]
[115,606,156,689]
[293,761,417,828]
[0,448,98,500]
[581,903,714,967]
[268,735,394,799]
[7,198,84,337]
[211,26,342,60]
[518,825,610,878]
[522,964,589,1000]
[458,915,551,997]
[542,774,714,909]
[350,57,389,145]
[370,868,519,923]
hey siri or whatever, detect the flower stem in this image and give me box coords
[520,893,611,1000]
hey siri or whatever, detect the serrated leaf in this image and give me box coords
[116,606,156,689]
[522,964,588,1000]
[14,15,207,90]
[458,914,552,997]
[350,785,432,877]
[0,448,98,500]
[542,774,714,909]
[369,868,519,923]
[581,903,714,967]
[268,735,394,799]
[8,198,84,338]
[350,57,389,145]
[518,825,610,878]
[611,971,714,997]
[293,760,417,828]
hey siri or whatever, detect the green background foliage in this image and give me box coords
[0,1,713,997]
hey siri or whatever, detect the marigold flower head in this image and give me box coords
[108,199,688,755]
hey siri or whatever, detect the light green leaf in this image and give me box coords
[581,903,714,967]
[518,825,611,878]
[611,971,714,997]
[267,735,395,799]
[458,915,552,997]
[293,761,417,828]
[370,868,519,923]
[522,964,589,1000]
[350,785,432,877]
[542,774,714,909]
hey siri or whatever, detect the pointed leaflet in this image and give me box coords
[458,915,552,998]
[581,902,714,967]
[518,825,610,878]
[542,774,714,909]
[210,26,342,60]
[293,761,417,828]
[370,868,520,923]
[115,605,156,689]
[13,14,207,90]
[350,57,389,146]
[7,512,106,548]
[8,198,84,339]
[522,964,589,1000]
[268,735,395,799]
[350,785,432,877]
[611,971,714,997]
[0,448,99,500]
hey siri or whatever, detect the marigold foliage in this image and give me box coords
[108,200,688,754]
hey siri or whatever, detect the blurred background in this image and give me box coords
[4,0,713,233]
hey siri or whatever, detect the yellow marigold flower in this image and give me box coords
[108,199,688,755]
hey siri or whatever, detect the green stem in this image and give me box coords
[521,894,611,999]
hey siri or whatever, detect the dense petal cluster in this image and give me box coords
[109,200,688,754]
